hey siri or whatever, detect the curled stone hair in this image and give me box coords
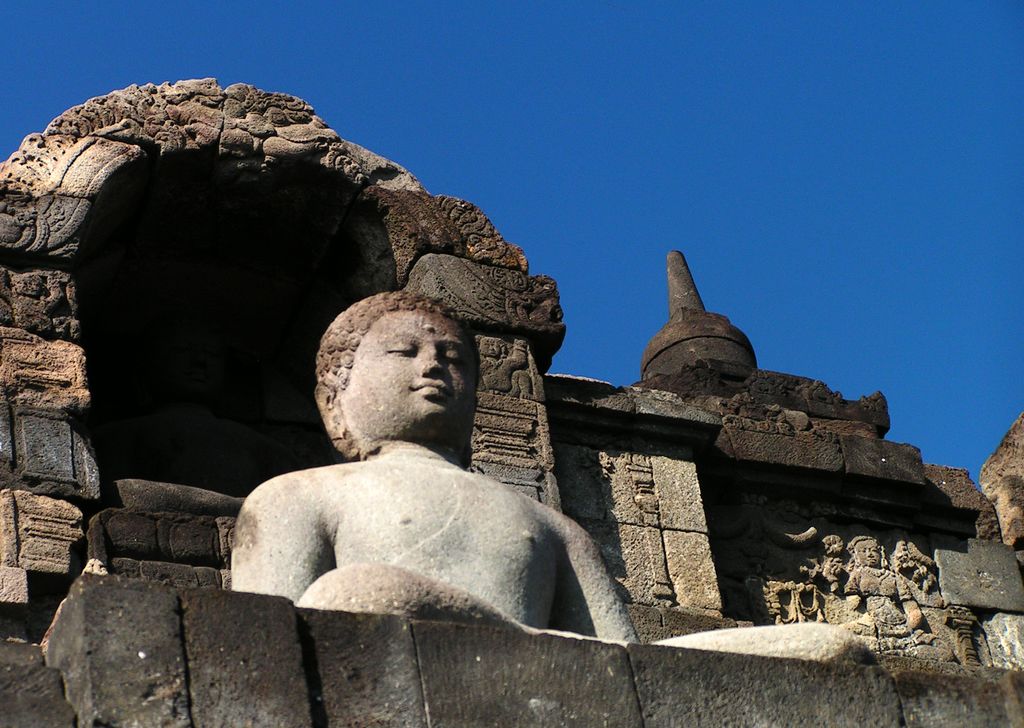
[315,290,474,461]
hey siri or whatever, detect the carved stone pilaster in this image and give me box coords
[471,392,559,509]
[0,489,82,581]
[469,334,560,508]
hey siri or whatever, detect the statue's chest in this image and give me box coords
[334,475,554,576]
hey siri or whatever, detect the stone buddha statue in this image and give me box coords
[231,291,637,641]
[93,319,299,499]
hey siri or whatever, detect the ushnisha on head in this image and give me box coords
[315,291,478,466]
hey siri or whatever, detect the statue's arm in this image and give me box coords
[230,477,334,602]
[549,517,638,642]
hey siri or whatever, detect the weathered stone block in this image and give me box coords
[893,669,1012,727]
[628,603,735,643]
[0,564,28,606]
[45,575,191,727]
[980,412,1024,548]
[580,518,675,606]
[0,268,78,340]
[98,510,161,560]
[472,391,559,508]
[660,605,737,639]
[627,603,665,643]
[663,530,723,612]
[89,509,226,569]
[841,435,926,483]
[0,642,75,728]
[180,588,311,728]
[0,328,88,413]
[552,445,706,533]
[923,464,1000,540]
[109,558,222,589]
[605,452,658,527]
[628,642,902,727]
[1002,671,1024,725]
[552,442,609,522]
[0,489,82,575]
[724,425,844,471]
[935,538,1024,612]
[651,455,707,532]
[299,608,427,728]
[982,612,1024,670]
[413,620,643,727]
[2,409,99,500]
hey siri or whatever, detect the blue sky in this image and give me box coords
[2,2,1020,478]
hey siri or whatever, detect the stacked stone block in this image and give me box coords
[31,575,1024,727]
[544,374,732,641]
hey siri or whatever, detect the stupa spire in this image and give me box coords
[667,250,706,317]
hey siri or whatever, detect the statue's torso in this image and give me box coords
[301,449,563,625]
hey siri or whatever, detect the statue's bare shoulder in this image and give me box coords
[239,461,376,527]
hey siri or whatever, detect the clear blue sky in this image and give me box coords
[2,2,1020,478]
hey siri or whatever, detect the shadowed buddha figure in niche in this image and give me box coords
[231,291,637,641]
[93,319,299,498]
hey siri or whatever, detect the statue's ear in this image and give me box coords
[315,382,344,441]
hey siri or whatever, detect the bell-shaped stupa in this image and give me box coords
[640,251,756,381]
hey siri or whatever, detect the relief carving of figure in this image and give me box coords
[231,291,636,640]
[841,535,950,660]
[478,336,535,399]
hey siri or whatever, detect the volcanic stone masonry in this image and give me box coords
[0,79,1021,726]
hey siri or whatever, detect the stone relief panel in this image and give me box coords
[0,79,432,267]
[434,195,528,271]
[406,254,564,367]
[553,442,721,615]
[0,489,83,577]
[0,406,99,500]
[470,333,560,506]
[476,334,543,402]
[707,494,997,665]
[0,268,78,340]
[471,391,557,507]
[0,327,89,414]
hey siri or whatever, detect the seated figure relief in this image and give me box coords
[231,291,637,641]
[93,320,300,499]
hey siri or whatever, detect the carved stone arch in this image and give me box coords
[0,79,558,505]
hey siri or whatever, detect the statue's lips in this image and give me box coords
[411,380,451,402]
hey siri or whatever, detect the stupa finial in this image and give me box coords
[667,250,706,317]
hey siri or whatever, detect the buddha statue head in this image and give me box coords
[146,317,228,410]
[314,291,478,466]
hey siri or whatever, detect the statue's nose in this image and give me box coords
[418,351,444,377]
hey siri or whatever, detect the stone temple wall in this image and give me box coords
[0,80,1022,725]
[9,575,1023,727]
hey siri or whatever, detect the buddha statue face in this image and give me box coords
[148,321,227,407]
[339,309,476,456]
[315,292,478,463]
